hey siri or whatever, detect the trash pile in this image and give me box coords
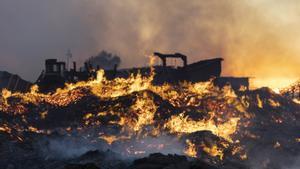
[0,70,299,169]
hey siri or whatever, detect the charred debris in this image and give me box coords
[36,52,249,93]
[0,52,300,169]
[1,74,300,169]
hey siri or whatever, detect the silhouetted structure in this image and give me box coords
[154,52,187,67]
[36,53,249,93]
[104,53,223,84]
[36,59,95,93]
[0,71,32,92]
[214,77,249,91]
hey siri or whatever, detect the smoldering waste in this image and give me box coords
[0,70,299,169]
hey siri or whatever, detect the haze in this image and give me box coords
[0,0,299,89]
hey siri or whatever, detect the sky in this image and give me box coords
[0,0,299,89]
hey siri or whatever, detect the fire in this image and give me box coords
[202,144,224,160]
[268,99,280,107]
[0,125,11,134]
[99,135,131,145]
[0,57,254,160]
[164,113,240,143]
[293,99,300,104]
[40,111,48,119]
[240,153,248,160]
[273,141,281,149]
[130,93,157,131]
[184,139,197,158]
[256,95,263,108]
[251,77,298,93]
[84,113,93,119]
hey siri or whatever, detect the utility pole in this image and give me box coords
[66,49,72,71]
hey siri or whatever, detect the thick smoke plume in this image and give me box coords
[0,0,299,88]
[85,51,121,70]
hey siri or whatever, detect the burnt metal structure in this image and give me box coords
[104,53,224,85]
[154,52,187,67]
[35,53,249,93]
[36,59,95,93]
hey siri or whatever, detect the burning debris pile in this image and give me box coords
[0,69,299,169]
[281,80,300,103]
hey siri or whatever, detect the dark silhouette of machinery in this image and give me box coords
[35,52,249,93]
[154,52,187,67]
[36,59,95,93]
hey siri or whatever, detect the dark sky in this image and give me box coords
[0,0,299,89]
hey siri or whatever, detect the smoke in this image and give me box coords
[111,134,186,158]
[85,50,121,70]
[37,136,100,159]
[37,134,185,160]
[286,156,300,169]
[247,149,300,169]
[0,0,300,87]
